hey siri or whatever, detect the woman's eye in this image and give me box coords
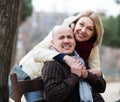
[79,23,84,26]
[88,27,93,31]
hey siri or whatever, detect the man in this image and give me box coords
[41,25,106,102]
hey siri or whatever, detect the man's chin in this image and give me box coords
[63,51,73,55]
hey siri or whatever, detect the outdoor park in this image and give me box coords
[0,0,120,101]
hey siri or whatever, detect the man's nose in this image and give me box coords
[64,38,69,43]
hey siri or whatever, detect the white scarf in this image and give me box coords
[71,51,93,102]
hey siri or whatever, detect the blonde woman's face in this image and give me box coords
[74,16,95,42]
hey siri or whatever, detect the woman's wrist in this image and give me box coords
[82,71,88,79]
[63,55,75,67]
[63,55,69,62]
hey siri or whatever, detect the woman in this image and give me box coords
[23,10,104,77]
[62,10,104,70]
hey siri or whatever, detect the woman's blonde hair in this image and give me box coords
[63,10,104,46]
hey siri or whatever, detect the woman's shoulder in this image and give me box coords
[91,46,99,54]
[89,46,100,59]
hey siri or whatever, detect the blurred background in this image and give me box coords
[12,0,120,101]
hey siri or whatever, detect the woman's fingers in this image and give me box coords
[71,60,84,77]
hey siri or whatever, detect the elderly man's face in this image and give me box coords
[51,27,75,55]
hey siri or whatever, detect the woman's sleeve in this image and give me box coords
[33,31,60,62]
[84,72,106,93]
[62,16,77,26]
[88,46,101,70]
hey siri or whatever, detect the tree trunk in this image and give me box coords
[0,0,21,101]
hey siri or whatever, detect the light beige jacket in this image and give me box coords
[20,16,101,79]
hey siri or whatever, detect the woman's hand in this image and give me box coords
[81,66,88,78]
[70,59,83,77]
[88,69,101,76]
[63,55,76,67]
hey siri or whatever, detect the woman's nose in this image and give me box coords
[81,27,86,33]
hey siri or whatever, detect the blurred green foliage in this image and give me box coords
[21,0,33,23]
[102,14,120,48]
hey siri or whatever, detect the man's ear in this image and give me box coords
[51,40,54,47]
[70,23,75,30]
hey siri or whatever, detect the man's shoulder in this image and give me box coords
[42,61,65,75]
[44,61,68,69]
[45,60,58,64]
[44,61,64,67]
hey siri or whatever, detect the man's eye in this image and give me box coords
[67,36,73,39]
[59,36,64,39]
